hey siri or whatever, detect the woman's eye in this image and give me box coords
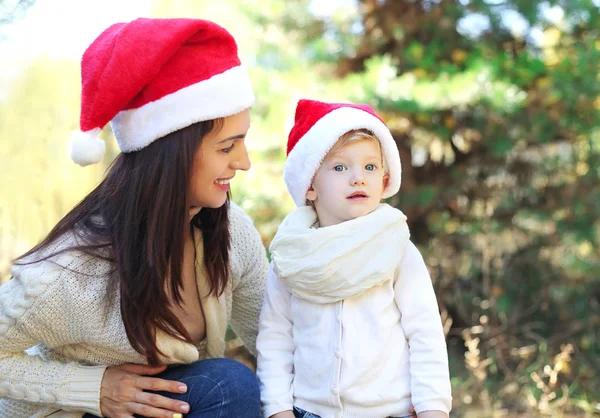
[365,164,376,171]
[333,165,345,172]
[221,144,234,153]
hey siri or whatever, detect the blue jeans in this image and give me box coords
[293,406,321,418]
[84,358,260,417]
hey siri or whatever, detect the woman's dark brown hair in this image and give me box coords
[14,119,228,365]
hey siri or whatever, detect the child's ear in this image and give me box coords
[382,173,390,190]
[306,186,317,201]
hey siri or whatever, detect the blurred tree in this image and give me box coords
[246,0,600,415]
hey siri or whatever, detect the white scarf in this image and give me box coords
[270,203,410,303]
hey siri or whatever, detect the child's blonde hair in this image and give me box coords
[305,129,387,207]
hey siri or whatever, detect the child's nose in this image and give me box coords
[351,173,366,186]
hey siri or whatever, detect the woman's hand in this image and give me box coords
[100,363,190,418]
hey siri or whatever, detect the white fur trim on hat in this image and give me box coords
[111,65,254,152]
[284,107,401,207]
[69,128,105,167]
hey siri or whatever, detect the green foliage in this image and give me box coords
[0,57,107,281]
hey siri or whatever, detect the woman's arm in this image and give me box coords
[0,262,107,416]
[394,241,452,416]
[256,263,296,418]
[229,203,270,356]
[1,260,192,418]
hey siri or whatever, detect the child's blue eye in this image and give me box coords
[333,165,345,172]
[221,144,234,153]
[365,164,376,171]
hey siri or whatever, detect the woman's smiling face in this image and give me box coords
[188,109,251,209]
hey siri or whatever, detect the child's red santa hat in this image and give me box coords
[284,99,402,207]
[70,18,254,166]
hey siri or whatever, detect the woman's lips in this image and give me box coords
[215,177,232,191]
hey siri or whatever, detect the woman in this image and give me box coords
[0,18,268,418]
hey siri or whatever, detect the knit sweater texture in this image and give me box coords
[0,202,268,418]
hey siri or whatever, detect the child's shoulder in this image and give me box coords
[401,240,424,263]
[394,239,431,285]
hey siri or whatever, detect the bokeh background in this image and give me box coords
[1,0,599,417]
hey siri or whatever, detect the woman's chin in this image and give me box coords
[204,197,228,209]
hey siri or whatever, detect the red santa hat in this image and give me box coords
[69,17,254,166]
[284,99,402,207]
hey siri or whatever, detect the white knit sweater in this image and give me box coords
[0,202,268,418]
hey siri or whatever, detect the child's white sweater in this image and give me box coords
[257,206,452,418]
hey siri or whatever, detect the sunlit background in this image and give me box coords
[1,0,599,416]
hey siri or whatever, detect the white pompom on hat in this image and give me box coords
[284,99,402,207]
[70,18,255,166]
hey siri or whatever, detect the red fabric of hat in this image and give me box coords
[70,18,254,166]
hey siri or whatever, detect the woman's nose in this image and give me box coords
[233,145,251,171]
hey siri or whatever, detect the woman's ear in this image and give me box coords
[306,186,317,201]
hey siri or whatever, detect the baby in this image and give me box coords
[257,99,452,418]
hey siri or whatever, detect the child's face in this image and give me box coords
[306,138,389,227]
